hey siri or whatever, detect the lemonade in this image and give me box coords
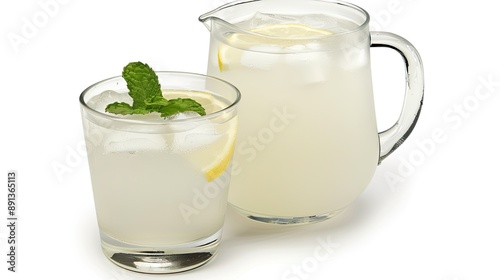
[83,89,237,245]
[80,69,240,273]
[206,14,380,219]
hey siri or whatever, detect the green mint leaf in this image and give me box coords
[105,102,151,115]
[144,95,170,109]
[122,62,162,108]
[104,61,207,118]
[157,98,207,118]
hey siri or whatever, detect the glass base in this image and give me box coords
[99,229,221,274]
[231,204,344,225]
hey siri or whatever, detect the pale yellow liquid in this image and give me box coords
[83,90,236,245]
[207,21,380,217]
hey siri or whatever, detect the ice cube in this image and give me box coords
[168,111,201,121]
[170,113,221,153]
[338,41,369,70]
[284,52,331,85]
[300,14,340,32]
[246,12,300,29]
[245,12,356,34]
[284,44,307,52]
[240,50,281,71]
[87,90,133,113]
[104,132,167,154]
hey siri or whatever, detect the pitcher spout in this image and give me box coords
[198,3,227,31]
[199,0,257,31]
[198,10,216,31]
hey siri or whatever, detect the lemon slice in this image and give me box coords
[165,90,238,182]
[217,23,332,71]
[204,139,236,182]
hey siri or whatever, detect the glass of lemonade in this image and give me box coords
[79,71,240,273]
[200,0,424,224]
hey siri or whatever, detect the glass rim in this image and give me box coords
[199,0,371,39]
[79,71,241,125]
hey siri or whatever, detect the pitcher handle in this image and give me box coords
[370,32,424,164]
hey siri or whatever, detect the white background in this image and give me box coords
[1,0,499,279]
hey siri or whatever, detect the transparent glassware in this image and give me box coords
[200,0,424,225]
[80,72,240,273]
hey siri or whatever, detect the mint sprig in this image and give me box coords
[105,62,206,118]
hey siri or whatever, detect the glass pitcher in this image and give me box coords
[200,0,424,225]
